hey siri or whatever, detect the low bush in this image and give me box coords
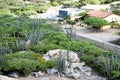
[51,2,59,6]
[36,4,50,13]
[0,51,56,76]
[112,9,120,15]
[0,9,16,17]
[81,54,95,66]
[30,43,60,54]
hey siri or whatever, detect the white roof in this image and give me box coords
[81,4,111,10]
[59,8,85,16]
[112,1,120,4]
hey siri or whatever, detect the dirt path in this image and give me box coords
[19,75,74,80]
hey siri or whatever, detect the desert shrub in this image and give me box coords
[111,71,120,80]
[45,44,59,52]
[46,59,56,68]
[30,43,60,54]
[2,51,46,75]
[42,32,70,44]
[29,44,46,54]
[0,9,16,17]
[9,6,21,12]
[22,10,37,16]
[36,4,50,13]
[81,54,95,66]
[84,45,101,56]
[112,9,120,15]
[25,5,37,11]
[51,2,59,6]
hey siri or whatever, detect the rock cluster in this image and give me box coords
[43,49,93,79]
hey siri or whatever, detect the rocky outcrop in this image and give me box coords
[31,71,44,77]
[43,49,106,80]
[7,72,20,78]
[44,49,80,63]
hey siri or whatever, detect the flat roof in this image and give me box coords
[59,8,84,12]
[112,1,120,4]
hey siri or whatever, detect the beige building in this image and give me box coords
[88,10,120,23]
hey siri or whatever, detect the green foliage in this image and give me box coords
[0,46,12,55]
[112,9,120,15]
[36,4,50,13]
[78,11,88,17]
[0,9,17,17]
[56,52,66,75]
[1,51,56,76]
[111,71,120,79]
[51,2,59,6]
[30,43,59,54]
[42,32,69,44]
[102,53,120,80]
[85,0,101,4]
[84,17,109,29]
[81,54,95,66]
[46,60,57,68]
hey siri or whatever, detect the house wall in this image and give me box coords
[104,14,120,23]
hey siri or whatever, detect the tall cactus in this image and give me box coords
[103,53,120,80]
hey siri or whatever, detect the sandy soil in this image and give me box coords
[19,75,74,80]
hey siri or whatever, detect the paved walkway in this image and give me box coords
[64,25,120,42]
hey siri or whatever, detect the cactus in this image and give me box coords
[103,53,120,80]
[0,46,12,55]
[56,50,67,76]
[77,47,85,58]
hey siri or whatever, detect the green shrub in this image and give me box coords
[81,54,95,66]
[42,32,70,44]
[25,5,37,11]
[0,9,16,17]
[84,17,109,29]
[46,60,56,68]
[45,44,59,51]
[36,4,50,13]
[112,9,120,15]
[29,44,46,54]
[30,43,60,54]
[3,51,46,75]
[84,45,101,56]
[22,10,37,16]
[111,71,120,80]
[51,2,59,6]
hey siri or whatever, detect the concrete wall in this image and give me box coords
[104,14,120,23]
[77,34,120,53]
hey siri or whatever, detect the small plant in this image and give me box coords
[77,47,85,58]
[103,53,120,80]
[56,50,66,76]
[0,46,12,55]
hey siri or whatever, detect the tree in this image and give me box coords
[78,11,88,20]
[84,17,108,30]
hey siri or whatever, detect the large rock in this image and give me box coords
[68,73,81,79]
[7,72,20,78]
[43,54,51,60]
[63,68,72,75]
[31,71,44,77]
[0,75,18,80]
[46,49,80,63]
[26,40,31,47]
[47,67,58,75]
